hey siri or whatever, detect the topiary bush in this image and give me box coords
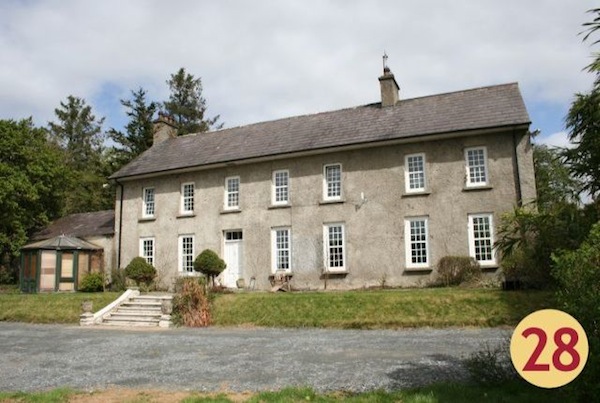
[124,257,156,287]
[79,272,104,292]
[436,256,481,286]
[194,249,226,286]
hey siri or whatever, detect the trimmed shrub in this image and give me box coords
[436,256,481,286]
[172,277,211,327]
[79,272,104,292]
[194,249,226,286]
[124,257,156,286]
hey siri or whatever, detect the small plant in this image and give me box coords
[109,268,127,292]
[79,272,104,292]
[436,256,481,286]
[172,277,211,327]
[464,340,517,385]
[124,257,156,287]
[194,249,226,287]
[0,265,15,285]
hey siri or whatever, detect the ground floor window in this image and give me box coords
[272,227,291,272]
[468,213,495,265]
[324,223,346,272]
[405,216,429,268]
[139,237,155,266]
[179,235,194,273]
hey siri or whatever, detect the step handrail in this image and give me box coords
[93,288,140,324]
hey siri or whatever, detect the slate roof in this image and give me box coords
[22,235,102,251]
[31,210,115,241]
[110,83,530,180]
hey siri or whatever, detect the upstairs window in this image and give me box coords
[468,213,495,265]
[272,170,289,205]
[465,147,488,187]
[181,183,194,214]
[323,164,342,201]
[142,187,155,218]
[405,153,426,193]
[324,223,346,272]
[139,237,155,266]
[271,227,291,272]
[179,235,194,273]
[225,176,240,209]
[404,217,429,268]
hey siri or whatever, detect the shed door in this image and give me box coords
[39,251,56,291]
[221,231,243,288]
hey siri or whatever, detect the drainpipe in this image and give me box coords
[115,178,124,269]
[512,128,523,207]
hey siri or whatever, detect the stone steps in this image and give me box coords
[101,294,173,327]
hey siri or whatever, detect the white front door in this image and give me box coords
[221,231,243,288]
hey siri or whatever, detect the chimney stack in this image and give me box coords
[153,112,178,145]
[378,55,400,107]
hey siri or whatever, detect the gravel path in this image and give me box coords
[0,322,510,392]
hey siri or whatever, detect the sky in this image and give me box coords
[0,0,597,148]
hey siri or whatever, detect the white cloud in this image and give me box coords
[0,0,597,131]
[536,131,574,149]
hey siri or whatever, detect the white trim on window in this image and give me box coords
[468,213,496,265]
[404,153,426,193]
[142,187,155,218]
[180,182,195,215]
[139,237,155,267]
[272,170,290,205]
[178,234,195,273]
[224,176,240,210]
[271,227,291,273]
[465,147,489,187]
[404,216,429,269]
[323,223,346,272]
[323,163,342,201]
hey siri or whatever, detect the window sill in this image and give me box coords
[463,185,493,192]
[404,267,433,274]
[402,190,431,198]
[220,208,242,215]
[138,217,156,222]
[176,213,196,219]
[268,204,291,210]
[319,199,345,206]
[321,270,349,276]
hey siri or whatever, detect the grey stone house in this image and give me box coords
[109,67,535,291]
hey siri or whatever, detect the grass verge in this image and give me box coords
[0,382,564,403]
[0,292,120,324]
[212,288,552,328]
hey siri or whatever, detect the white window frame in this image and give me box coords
[139,237,155,267]
[468,213,496,265]
[323,163,342,201]
[142,187,155,218]
[323,223,346,272]
[180,182,195,215]
[404,216,429,269]
[465,147,489,187]
[178,234,195,273]
[271,227,291,273]
[404,153,426,193]
[224,176,240,210]
[272,170,290,205]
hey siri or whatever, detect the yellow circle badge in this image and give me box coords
[510,309,589,388]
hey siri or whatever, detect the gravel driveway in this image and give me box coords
[0,322,510,392]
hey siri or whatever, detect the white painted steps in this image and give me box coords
[101,294,173,327]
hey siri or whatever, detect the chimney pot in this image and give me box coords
[152,113,178,145]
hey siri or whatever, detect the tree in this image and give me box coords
[193,249,226,287]
[533,145,583,211]
[564,8,600,199]
[0,119,66,274]
[108,87,159,169]
[163,67,222,135]
[48,95,113,213]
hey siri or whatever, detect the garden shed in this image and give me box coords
[20,235,103,293]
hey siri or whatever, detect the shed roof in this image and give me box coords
[22,235,102,251]
[110,82,530,180]
[31,210,114,241]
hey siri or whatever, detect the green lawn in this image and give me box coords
[0,291,120,324]
[212,288,553,328]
